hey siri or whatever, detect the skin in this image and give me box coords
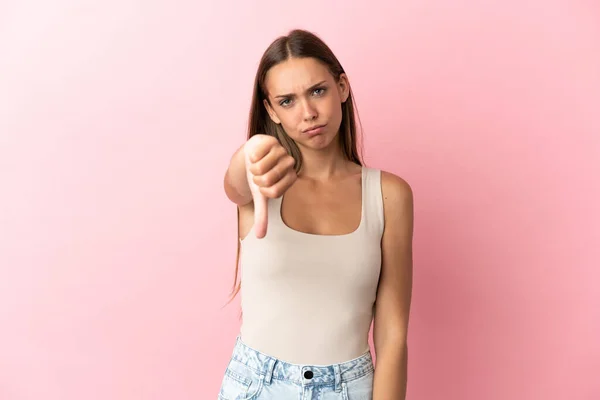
[223,56,413,399]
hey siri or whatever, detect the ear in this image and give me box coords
[338,73,350,103]
[263,99,281,124]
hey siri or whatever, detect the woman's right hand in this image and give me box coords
[243,134,297,238]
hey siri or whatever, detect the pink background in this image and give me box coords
[1,1,599,399]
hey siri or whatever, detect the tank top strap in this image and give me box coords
[362,167,385,237]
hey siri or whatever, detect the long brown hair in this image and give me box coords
[228,29,364,303]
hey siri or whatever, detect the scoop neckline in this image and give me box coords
[277,166,366,238]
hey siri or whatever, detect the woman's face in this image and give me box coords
[263,57,349,150]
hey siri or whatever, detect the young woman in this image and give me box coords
[220,29,413,400]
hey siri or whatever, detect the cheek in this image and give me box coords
[279,110,303,133]
[327,99,343,125]
[325,94,342,115]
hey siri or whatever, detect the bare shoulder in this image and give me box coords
[380,170,413,211]
[379,170,414,237]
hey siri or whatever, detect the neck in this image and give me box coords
[297,140,353,182]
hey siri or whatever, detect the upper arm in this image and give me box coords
[373,171,414,347]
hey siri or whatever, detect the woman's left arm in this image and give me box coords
[372,171,414,400]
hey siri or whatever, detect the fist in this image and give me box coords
[243,134,297,238]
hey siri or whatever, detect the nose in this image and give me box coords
[301,98,318,121]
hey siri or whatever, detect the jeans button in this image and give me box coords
[303,370,313,379]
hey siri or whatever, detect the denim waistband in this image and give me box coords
[230,336,374,388]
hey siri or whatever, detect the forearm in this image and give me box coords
[223,144,252,206]
[372,343,408,400]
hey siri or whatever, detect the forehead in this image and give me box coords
[264,57,333,96]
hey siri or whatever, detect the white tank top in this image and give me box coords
[239,166,384,365]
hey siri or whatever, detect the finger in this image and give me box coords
[246,135,277,163]
[253,155,295,188]
[252,184,268,238]
[259,169,297,199]
[249,145,287,177]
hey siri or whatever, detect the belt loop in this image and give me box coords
[264,358,276,385]
[333,364,342,392]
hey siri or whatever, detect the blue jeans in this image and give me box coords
[218,337,374,399]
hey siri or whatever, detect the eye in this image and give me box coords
[279,98,292,107]
[312,87,326,96]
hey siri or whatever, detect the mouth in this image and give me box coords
[302,124,326,135]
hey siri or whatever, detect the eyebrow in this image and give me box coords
[273,80,328,99]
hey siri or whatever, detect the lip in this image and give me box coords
[302,124,326,136]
